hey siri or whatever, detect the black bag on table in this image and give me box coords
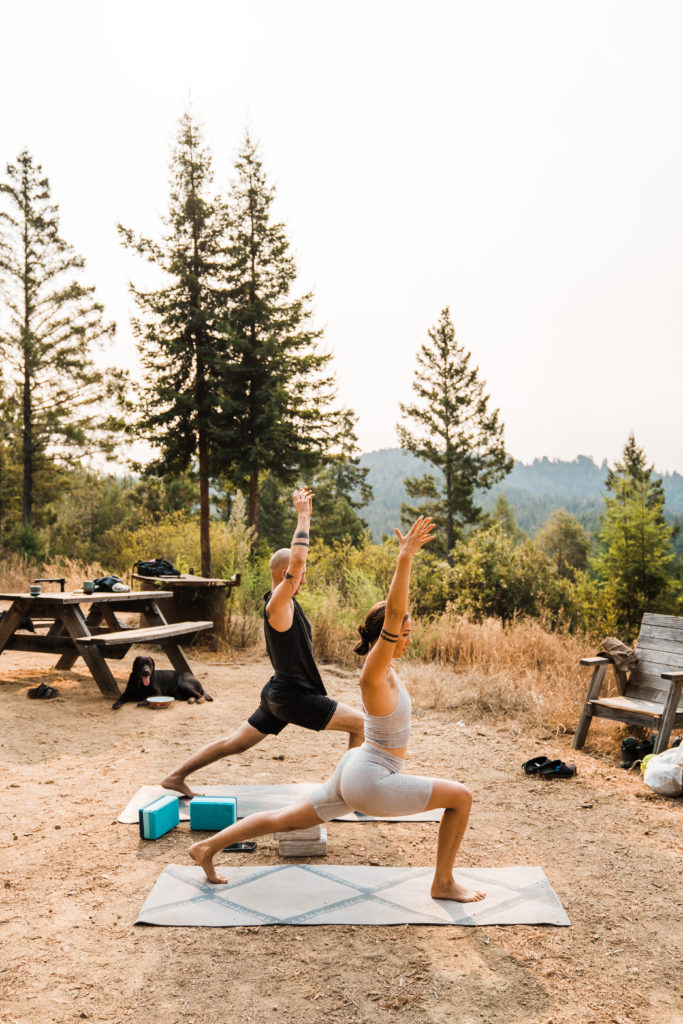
[134,558,181,578]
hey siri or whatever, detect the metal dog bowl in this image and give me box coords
[146,696,175,709]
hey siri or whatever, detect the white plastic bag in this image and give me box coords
[643,745,683,796]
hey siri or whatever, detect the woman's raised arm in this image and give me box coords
[360,517,435,687]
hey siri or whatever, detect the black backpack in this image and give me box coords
[134,558,181,578]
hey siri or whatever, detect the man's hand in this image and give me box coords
[293,487,314,517]
[266,486,314,631]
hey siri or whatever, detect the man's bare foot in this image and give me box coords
[431,877,486,903]
[160,773,197,799]
[189,842,227,884]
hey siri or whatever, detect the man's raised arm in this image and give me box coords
[265,487,314,631]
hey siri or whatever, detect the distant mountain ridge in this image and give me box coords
[358,449,683,541]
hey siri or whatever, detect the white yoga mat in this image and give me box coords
[118,784,443,824]
[135,864,570,927]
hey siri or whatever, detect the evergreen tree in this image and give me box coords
[491,493,525,542]
[309,412,373,546]
[398,307,512,561]
[605,432,665,516]
[119,114,228,574]
[257,413,373,549]
[536,507,590,580]
[217,132,346,542]
[590,436,679,637]
[0,149,127,529]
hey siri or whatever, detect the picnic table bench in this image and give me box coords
[0,589,212,700]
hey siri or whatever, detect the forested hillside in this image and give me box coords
[359,449,683,540]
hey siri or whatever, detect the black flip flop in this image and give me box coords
[29,684,59,700]
[523,755,552,775]
[538,759,576,778]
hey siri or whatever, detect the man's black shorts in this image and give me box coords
[248,679,338,736]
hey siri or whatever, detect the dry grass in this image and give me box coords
[401,615,638,755]
[0,554,105,592]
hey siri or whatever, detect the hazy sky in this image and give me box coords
[3,1,682,471]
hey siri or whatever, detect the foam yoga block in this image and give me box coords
[139,794,180,840]
[190,796,238,831]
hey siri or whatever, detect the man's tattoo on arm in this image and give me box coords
[293,529,309,548]
[284,571,300,592]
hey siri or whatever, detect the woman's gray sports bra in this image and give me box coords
[362,676,411,748]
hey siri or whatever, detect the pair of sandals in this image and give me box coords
[523,755,576,778]
[27,682,59,700]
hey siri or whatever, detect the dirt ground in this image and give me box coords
[1,646,681,1024]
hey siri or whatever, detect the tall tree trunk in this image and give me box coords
[21,173,32,528]
[198,428,211,576]
[22,364,32,526]
[445,459,454,567]
[249,466,260,548]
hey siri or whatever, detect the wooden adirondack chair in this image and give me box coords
[573,612,683,754]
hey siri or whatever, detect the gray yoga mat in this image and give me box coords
[135,864,570,927]
[118,784,443,824]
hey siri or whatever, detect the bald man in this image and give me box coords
[161,487,364,798]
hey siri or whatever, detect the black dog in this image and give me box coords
[112,655,213,710]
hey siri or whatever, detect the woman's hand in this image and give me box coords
[394,516,436,556]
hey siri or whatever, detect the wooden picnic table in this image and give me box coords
[132,572,241,646]
[0,589,212,700]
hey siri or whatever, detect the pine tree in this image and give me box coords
[398,307,512,561]
[536,507,590,580]
[119,114,228,574]
[257,413,372,549]
[591,436,679,637]
[217,132,346,542]
[309,411,373,546]
[0,149,126,530]
[605,432,665,516]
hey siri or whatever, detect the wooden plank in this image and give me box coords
[654,679,683,752]
[133,572,240,589]
[641,612,683,626]
[634,638,683,664]
[55,603,106,671]
[79,621,212,647]
[638,625,683,646]
[589,705,664,728]
[591,695,664,715]
[641,612,683,629]
[0,591,173,605]
[58,605,121,699]
[573,662,609,749]
[6,634,85,656]
[0,600,32,654]
[630,669,678,693]
[139,600,196,676]
[624,683,672,704]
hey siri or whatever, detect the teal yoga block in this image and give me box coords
[138,794,179,840]
[190,796,237,831]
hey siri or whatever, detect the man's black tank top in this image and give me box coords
[263,592,326,695]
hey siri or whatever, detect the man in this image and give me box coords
[161,487,364,798]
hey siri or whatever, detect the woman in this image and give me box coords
[189,516,485,903]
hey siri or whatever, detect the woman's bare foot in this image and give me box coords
[189,841,227,884]
[431,877,486,903]
[160,772,197,799]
